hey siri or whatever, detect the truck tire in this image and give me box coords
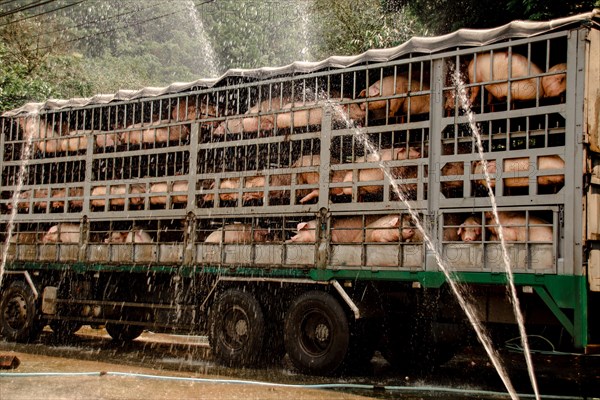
[209,289,265,367]
[284,290,349,375]
[0,280,43,343]
[105,324,144,341]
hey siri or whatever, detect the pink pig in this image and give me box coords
[457,216,483,242]
[42,223,80,243]
[342,147,420,196]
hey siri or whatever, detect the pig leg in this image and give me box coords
[299,189,320,204]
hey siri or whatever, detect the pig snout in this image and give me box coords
[42,226,58,243]
[457,216,482,242]
[213,122,226,135]
[401,225,415,241]
[287,221,317,243]
[105,232,127,243]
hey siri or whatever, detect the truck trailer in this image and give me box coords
[1,10,599,375]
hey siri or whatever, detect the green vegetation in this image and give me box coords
[1,0,597,113]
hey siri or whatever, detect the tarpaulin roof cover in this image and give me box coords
[3,9,599,117]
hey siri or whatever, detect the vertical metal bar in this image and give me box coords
[318,106,332,211]
[429,59,445,263]
[562,28,585,278]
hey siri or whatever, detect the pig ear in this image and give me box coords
[390,217,400,227]
[297,222,308,231]
[368,86,380,97]
[457,225,464,236]
[358,89,367,98]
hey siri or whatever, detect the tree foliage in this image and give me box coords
[311,0,425,56]
[0,16,92,111]
[391,0,598,35]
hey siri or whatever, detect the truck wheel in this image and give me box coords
[105,324,144,341]
[209,289,265,367]
[284,291,349,375]
[0,280,43,343]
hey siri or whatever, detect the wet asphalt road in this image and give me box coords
[0,327,599,399]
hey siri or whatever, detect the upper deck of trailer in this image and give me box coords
[3,10,597,118]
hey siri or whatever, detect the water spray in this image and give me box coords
[451,65,540,400]
[326,97,520,400]
[0,115,36,288]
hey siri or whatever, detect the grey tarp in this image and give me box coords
[3,9,599,117]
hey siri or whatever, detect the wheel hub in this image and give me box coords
[314,323,329,342]
[5,297,27,328]
[234,319,248,336]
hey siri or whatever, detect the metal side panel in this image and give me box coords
[589,156,600,241]
[588,155,600,291]
[586,28,600,153]
[590,242,600,292]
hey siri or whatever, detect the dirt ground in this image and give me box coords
[1,327,598,399]
[0,350,377,400]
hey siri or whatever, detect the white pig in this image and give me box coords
[214,98,288,135]
[60,132,89,152]
[149,181,189,205]
[9,189,50,210]
[96,132,121,148]
[467,51,544,105]
[42,223,80,243]
[171,99,218,126]
[541,63,567,98]
[342,147,421,196]
[203,175,291,203]
[440,161,465,191]
[202,176,271,202]
[473,155,564,188]
[486,212,552,242]
[204,224,269,244]
[275,99,366,129]
[90,184,145,207]
[121,121,190,144]
[457,216,483,242]
[51,187,84,209]
[17,116,62,153]
[104,229,153,243]
[203,179,240,202]
[276,101,323,128]
[358,215,416,242]
[287,220,318,243]
[289,154,346,203]
[359,75,430,119]
[288,217,379,243]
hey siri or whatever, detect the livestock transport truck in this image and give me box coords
[1,11,599,375]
